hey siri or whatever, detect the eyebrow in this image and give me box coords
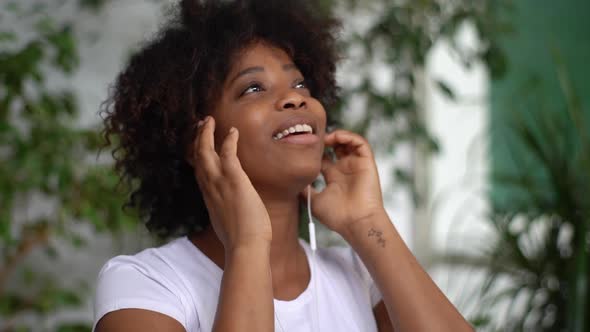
[229,63,298,85]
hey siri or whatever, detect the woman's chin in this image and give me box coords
[290,162,322,181]
[249,163,321,195]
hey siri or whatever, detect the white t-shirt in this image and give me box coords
[94,236,382,332]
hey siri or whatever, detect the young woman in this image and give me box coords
[94,0,473,331]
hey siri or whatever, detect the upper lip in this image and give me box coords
[272,115,318,138]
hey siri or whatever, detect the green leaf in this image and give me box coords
[56,323,92,332]
[45,246,58,259]
[0,31,17,43]
[22,267,35,286]
[484,44,508,79]
[35,17,57,34]
[79,0,109,11]
[4,1,20,13]
[435,79,456,101]
[70,234,86,248]
[0,293,25,315]
[46,26,79,73]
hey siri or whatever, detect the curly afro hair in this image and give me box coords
[102,0,341,238]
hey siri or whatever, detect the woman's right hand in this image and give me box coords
[190,116,272,250]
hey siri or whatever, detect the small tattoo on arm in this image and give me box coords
[368,228,386,248]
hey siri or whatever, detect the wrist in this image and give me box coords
[341,208,390,244]
[225,239,271,263]
[224,229,272,251]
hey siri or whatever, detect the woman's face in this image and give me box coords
[210,42,326,193]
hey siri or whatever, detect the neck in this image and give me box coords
[263,192,304,269]
[189,190,310,299]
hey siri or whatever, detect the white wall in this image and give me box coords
[423,22,493,317]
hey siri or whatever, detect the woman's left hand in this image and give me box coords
[302,130,386,237]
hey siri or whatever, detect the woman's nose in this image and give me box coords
[276,91,307,111]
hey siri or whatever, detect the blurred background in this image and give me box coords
[1,0,588,331]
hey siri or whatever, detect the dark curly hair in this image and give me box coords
[101,0,341,238]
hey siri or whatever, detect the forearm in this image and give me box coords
[212,243,274,332]
[343,211,473,332]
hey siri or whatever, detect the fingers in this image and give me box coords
[219,127,238,157]
[219,127,243,177]
[192,117,246,184]
[320,156,343,182]
[193,116,221,179]
[324,130,373,159]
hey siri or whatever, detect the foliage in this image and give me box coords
[0,1,136,331]
[466,61,589,331]
[320,0,510,203]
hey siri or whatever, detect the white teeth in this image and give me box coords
[273,123,314,140]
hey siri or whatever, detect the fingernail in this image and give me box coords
[229,127,237,134]
[197,120,204,128]
[204,116,211,122]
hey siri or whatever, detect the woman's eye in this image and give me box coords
[241,83,263,96]
[294,80,307,89]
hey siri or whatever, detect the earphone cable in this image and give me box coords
[307,186,321,332]
[274,185,320,332]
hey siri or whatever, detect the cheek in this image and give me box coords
[233,108,269,160]
[234,135,273,183]
[211,103,259,150]
[219,97,327,182]
[310,99,328,134]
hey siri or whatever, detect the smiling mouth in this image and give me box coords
[275,133,320,146]
[272,123,314,140]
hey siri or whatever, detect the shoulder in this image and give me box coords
[95,237,192,298]
[94,237,200,331]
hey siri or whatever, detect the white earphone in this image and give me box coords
[307,185,320,332]
[307,185,317,251]
[276,185,321,332]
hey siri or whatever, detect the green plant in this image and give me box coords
[320,0,509,203]
[466,59,589,331]
[0,2,136,331]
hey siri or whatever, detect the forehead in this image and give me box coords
[230,42,294,72]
